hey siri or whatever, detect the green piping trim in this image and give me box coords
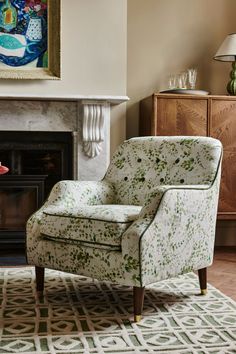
[41,233,122,251]
[42,212,138,224]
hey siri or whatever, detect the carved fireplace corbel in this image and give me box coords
[81,100,110,158]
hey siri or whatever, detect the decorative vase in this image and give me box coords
[0,162,9,175]
[26,17,42,41]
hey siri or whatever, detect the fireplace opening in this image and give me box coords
[0,131,73,250]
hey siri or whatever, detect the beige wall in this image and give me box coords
[0,0,127,154]
[127,0,236,138]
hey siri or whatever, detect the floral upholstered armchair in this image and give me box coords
[26,136,222,322]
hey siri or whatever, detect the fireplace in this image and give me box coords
[0,94,128,250]
[0,131,73,249]
[0,175,46,249]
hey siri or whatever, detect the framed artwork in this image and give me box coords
[0,0,60,79]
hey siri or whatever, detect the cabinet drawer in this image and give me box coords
[210,99,236,218]
[155,97,207,136]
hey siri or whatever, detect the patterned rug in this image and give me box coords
[0,268,236,354]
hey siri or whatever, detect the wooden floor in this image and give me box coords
[208,247,236,301]
[0,247,235,300]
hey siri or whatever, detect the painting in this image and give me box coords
[0,0,60,79]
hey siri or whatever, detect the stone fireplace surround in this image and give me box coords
[0,94,128,181]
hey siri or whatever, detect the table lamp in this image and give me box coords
[214,33,236,95]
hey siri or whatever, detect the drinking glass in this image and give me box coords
[188,68,197,90]
[168,74,176,89]
[180,71,188,89]
[177,74,183,88]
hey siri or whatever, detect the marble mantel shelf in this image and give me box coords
[0,93,129,104]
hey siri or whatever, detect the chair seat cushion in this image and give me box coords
[40,204,142,250]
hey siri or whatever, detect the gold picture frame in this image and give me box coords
[0,0,61,80]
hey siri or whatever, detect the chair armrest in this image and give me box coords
[140,184,210,218]
[122,184,212,253]
[46,180,116,207]
[26,180,116,239]
[122,180,220,285]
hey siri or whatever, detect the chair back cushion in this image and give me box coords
[105,136,222,205]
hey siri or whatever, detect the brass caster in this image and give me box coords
[201,289,207,295]
[134,315,142,323]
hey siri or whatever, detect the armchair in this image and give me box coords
[26,136,222,322]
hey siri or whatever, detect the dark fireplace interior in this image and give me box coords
[0,131,73,250]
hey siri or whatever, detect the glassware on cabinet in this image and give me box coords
[188,68,197,90]
[180,71,188,89]
[168,74,177,89]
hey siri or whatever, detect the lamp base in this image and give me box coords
[227,62,236,95]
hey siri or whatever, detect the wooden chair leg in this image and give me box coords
[198,267,207,295]
[35,266,45,292]
[133,286,145,322]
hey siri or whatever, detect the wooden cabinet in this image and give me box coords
[140,93,236,220]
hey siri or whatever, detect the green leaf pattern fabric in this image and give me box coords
[40,204,141,250]
[26,137,222,287]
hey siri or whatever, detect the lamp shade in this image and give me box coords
[214,33,236,62]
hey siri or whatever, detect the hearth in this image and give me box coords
[0,131,73,249]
